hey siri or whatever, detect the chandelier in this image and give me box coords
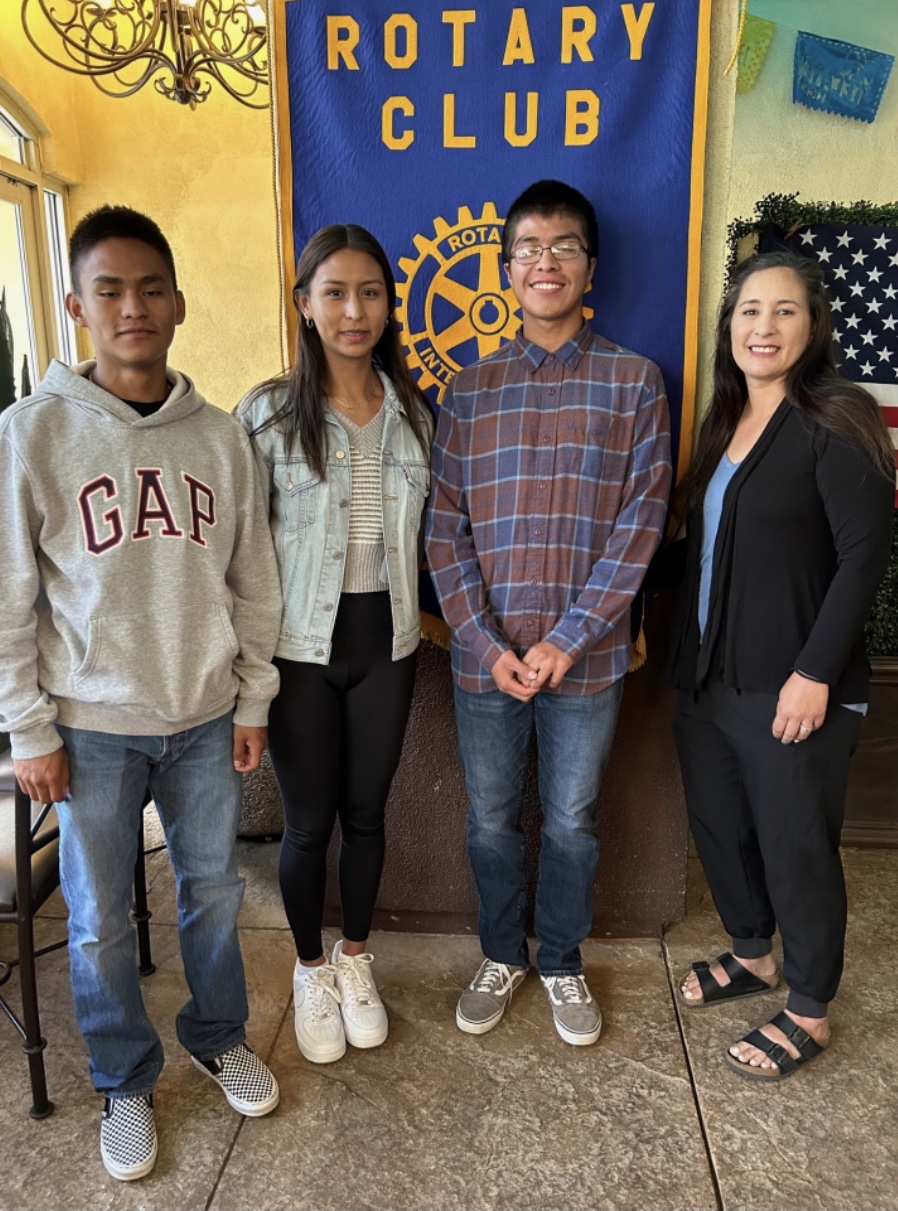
[21,0,269,109]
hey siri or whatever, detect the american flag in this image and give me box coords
[759,223,898,506]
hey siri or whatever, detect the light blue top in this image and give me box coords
[698,453,740,638]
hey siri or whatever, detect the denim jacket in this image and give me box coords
[238,372,431,663]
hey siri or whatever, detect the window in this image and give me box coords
[0,95,74,412]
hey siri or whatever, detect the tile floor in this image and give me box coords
[1,834,896,1211]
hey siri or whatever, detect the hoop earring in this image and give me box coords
[305,316,314,329]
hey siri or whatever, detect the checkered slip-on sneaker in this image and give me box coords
[191,1043,280,1116]
[100,1092,157,1181]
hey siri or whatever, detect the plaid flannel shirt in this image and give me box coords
[425,324,672,694]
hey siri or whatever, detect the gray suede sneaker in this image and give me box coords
[456,959,528,1034]
[541,974,602,1045]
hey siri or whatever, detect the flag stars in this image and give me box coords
[833,265,849,280]
[860,362,875,375]
[861,330,876,345]
[884,285,898,300]
[844,313,861,328]
[849,283,865,297]
[837,231,854,247]
[868,267,883,283]
[832,327,842,341]
[799,230,816,245]
[890,251,898,267]
[851,250,868,266]
[878,348,893,363]
[873,234,891,250]
[817,247,832,263]
[867,298,882,314]
[830,297,845,312]
[843,344,858,359]
[883,315,898,331]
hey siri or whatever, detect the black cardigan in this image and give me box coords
[670,400,894,703]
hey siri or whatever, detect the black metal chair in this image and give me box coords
[0,750,156,1118]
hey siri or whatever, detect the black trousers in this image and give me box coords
[672,681,861,1016]
[268,593,417,962]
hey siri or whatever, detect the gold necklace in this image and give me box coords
[326,378,380,415]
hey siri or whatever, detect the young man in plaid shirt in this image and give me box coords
[426,180,672,1045]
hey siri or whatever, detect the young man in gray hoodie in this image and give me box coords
[0,207,283,1181]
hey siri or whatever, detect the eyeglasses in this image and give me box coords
[509,241,587,264]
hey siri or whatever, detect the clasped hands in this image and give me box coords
[491,642,574,701]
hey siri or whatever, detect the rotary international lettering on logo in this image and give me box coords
[396,202,591,405]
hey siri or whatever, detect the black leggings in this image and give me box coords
[268,593,417,962]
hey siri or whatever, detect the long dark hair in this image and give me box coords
[683,250,894,508]
[247,224,432,479]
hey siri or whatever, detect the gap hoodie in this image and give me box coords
[0,360,282,759]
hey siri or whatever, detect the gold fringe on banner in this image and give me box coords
[420,613,451,650]
[724,0,749,77]
[628,627,648,673]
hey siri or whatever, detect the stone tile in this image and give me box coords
[0,916,291,1210]
[211,934,716,1211]
[665,848,898,1211]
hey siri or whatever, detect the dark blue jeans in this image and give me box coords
[56,713,248,1095]
[453,679,624,975]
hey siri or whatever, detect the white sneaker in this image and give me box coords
[332,940,388,1049]
[293,960,346,1063]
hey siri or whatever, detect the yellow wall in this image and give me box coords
[728,1,898,226]
[0,0,283,410]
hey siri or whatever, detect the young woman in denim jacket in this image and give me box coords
[238,225,433,1064]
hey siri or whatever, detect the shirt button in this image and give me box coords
[534,529,541,536]
[388,546,398,553]
[324,603,334,611]
[542,436,550,443]
[339,499,349,508]
[548,389,556,396]
[335,450,346,459]
[393,597,402,604]
[315,649,325,657]
[539,482,547,490]
[333,551,343,560]
[530,578,538,586]
[547,354,555,362]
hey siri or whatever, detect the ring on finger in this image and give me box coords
[799,723,812,733]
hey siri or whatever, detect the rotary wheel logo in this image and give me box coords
[395,203,521,405]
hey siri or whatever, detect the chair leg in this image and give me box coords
[17,912,53,1119]
[133,819,155,978]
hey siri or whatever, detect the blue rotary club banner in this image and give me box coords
[273,0,711,482]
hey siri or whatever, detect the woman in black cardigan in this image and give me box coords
[670,250,894,1080]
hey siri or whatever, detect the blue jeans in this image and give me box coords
[453,679,624,975]
[56,713,248,1096]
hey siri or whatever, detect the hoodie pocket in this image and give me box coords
[74,605,239,722]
